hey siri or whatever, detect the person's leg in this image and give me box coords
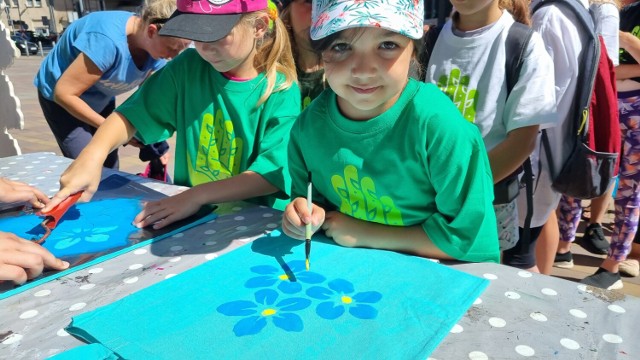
[578,188,612,255]
[502,226,543,272]
[582,93,640,289]
[536,211,560,275]
[553,195,582,269]
[39,92,119,169]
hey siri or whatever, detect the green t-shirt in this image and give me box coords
[289,79,499,263]
[117,49,301,210]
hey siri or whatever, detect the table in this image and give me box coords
[1,153,638,359]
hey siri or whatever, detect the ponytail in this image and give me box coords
[242,10,297,106]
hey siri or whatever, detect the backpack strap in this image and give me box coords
[505,22,534,95]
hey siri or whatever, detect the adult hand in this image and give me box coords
[282,197,325,240]
[0,178,49,208]
[0,232,69,284]
[133,189,203,229]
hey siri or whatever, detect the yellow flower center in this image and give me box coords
[278,274,289,281]
[261,308,277,316]
[341,296,353,304]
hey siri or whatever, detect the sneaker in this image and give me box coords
[553,251,574,269]
[580,268,623,290]
[579,223,609,255]
[619,259,640,277]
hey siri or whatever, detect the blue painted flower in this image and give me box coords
[244,260,325,294]
[306,279,382,320]
[217,289,311,336]
[54,226,119,250]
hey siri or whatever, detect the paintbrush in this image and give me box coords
[305,172,312,271]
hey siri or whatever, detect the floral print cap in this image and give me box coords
[311,0,424,40]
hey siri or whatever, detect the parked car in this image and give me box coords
[10,35,39,55]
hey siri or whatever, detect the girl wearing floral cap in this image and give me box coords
[44,0,301,229]
[281,0,500,262]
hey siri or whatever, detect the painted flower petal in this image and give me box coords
[233,316,267,336]
[93,226,119,234]
[349,304,378,319]
[316,301,345,320]
[297,271,326,284]
[273,312,304,332]
[328,279,354,294]
[276,297,311,311]
[54,237,81,250]
[85,234,110,243]
[255,288,278,305]
[250,265,278,275]
[306,286,333,300]
[287,260,306,272]
[353,291,382,304]
[217,300,257,316]
[278,281,302,294]
[245,276,278,288]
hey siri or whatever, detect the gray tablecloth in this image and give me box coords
[1,153,638,359]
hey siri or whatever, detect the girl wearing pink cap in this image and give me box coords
[45,0,301,230]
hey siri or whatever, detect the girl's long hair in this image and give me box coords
[242,10,297,106]
[499,0,531,25]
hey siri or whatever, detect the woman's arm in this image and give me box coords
[53,53,106,128]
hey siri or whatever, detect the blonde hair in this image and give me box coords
[499,0,531,25]
[241,10,297,106]
[139,0,178,27]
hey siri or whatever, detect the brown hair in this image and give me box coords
[499,0,531,25]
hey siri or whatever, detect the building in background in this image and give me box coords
[2,0,138,40]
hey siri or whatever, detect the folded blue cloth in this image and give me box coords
[67,231,488,359]
[47,344,117,360]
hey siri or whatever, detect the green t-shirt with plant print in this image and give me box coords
[288,79,499,263]
[117,49,301,210]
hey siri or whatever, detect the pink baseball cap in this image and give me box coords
[159,0,267,42]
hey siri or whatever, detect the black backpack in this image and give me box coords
[533,0,620,200]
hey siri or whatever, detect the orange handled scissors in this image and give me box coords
[34,191,83,244]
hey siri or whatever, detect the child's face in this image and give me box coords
[290,0,313,43]
[322,27,413,120]
[193,19,263,78]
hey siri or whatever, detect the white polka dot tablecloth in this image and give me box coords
[1,153,640,359]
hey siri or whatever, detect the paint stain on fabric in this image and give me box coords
[0,331,13,342]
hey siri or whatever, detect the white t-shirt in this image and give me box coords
[425,11,556,151]
[591,2,620,66]
[518,0,590,227]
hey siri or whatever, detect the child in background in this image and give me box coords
[0,178,69,284]
[277,0,326,109]
[43,0,301,229]
[424,0,556,270]
[282,0,499,263]
[34,0,190,172]
[553,0,621,270]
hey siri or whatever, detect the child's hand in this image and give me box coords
[133,189,203,229]
[0,178,49,208]
[0,232,70,284]
[282,197,325,240]
[322,211,363,248]
[42,157,102,212]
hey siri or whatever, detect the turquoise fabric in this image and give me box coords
[66,231,489,359]
[47,344,118,360]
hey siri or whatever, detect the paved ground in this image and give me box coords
[4,55,640,297]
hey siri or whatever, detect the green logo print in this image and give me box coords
[437,68,477,123]
[188,109,243,185]
[331,165,403,226]
[302,95,312,110]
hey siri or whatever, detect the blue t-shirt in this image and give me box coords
[34,11,165,112]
